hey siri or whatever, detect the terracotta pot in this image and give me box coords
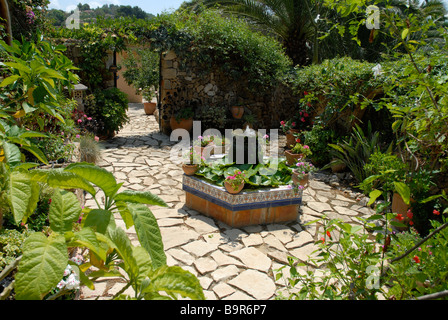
[230,106,244,119]
[285,129,300,149]
[224,181,244,194]
[285,150,304,166]
[170,116,193,132]
[143,102,157,115]
[292,171,309,188]
[182,164,198,176]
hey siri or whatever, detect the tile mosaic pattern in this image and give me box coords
[182,175,302,211]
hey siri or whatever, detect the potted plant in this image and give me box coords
[170,107,194,132]
[230,104,245,119]
[121,48,160,115]
[224,170,246,194]
[194,135,215,158]
[143,89,157,115]
[291,161,315,188]
[280,120,300,148]
[285,143,312,165]
[182,146,202,176]
[243,113,257,129]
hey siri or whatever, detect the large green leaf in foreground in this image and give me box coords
[15,232,68,300]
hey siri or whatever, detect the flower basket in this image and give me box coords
[285,150,304,165]
[224,170,246,194]
[292,171,309,188]
[286,129,300,148]
[182,164,199,176]
[224,181,245,194]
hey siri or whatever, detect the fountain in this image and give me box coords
[182,127,302,228]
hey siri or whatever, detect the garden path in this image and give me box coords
[79,103,376,300]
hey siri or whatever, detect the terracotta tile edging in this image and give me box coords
[183,175,302,227]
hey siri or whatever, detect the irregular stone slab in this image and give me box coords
[160,226,199,250]
[184,216,218,234]
[166,248,195,265]
[266,249,290,265]
[228,269,276,300]
[200,277,213,292]
[288,243,322,266]
[183,240,217,257]
[158,178,179,186]
[263,234,287,252]
[334,205,359,216]
[330,200,350,207]
[151,208,186,219]
[211,265,240,282]
[307,201,333,213]
[228,247,272,272]
[242,233,263,247]
[285,231,314,249]
[211,250,246,268]
[157,218,184,227]
[213,283,235,299]
[194,257,218,275]
[223,291,255,300]
[309,180,332,190]
[265,224,296,245]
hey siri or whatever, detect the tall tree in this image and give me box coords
[203,0,319,66]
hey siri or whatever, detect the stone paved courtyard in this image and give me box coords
[79,103,376,300]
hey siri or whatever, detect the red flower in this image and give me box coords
[301,117,305,122]
[406,209,413,219]
[296,138,301,143]
[320,237,325,243]
[433,209,440,215]
[413,256,421,263]
[409,221,414,225]
[326,231,331,238]
[304,91,308,95]
[396,213,404,221]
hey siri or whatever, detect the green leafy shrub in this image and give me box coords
[290,57,382,132]
[301,125,337,167]
[84,88,129,137]
[153,9,292,93]
[327,123,390,183]
[386,217,448,299]
[121,48,160,100]
[360,152,407,194]
[0,229,33,271]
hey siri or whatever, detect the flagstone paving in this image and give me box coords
[79,103,375,300]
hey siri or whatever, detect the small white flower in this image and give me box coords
[65,274,80,290]
[57,279,66,290]
[372,64,383,78]
[63,264,72,276]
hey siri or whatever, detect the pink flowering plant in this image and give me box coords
[195,135,216,147]
[280,120,297,134]
[184,146,204,165]
[293,161,315,179]
[224,170,246,191]
[290,143,313,157]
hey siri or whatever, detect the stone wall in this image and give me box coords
[159,50,298,135]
